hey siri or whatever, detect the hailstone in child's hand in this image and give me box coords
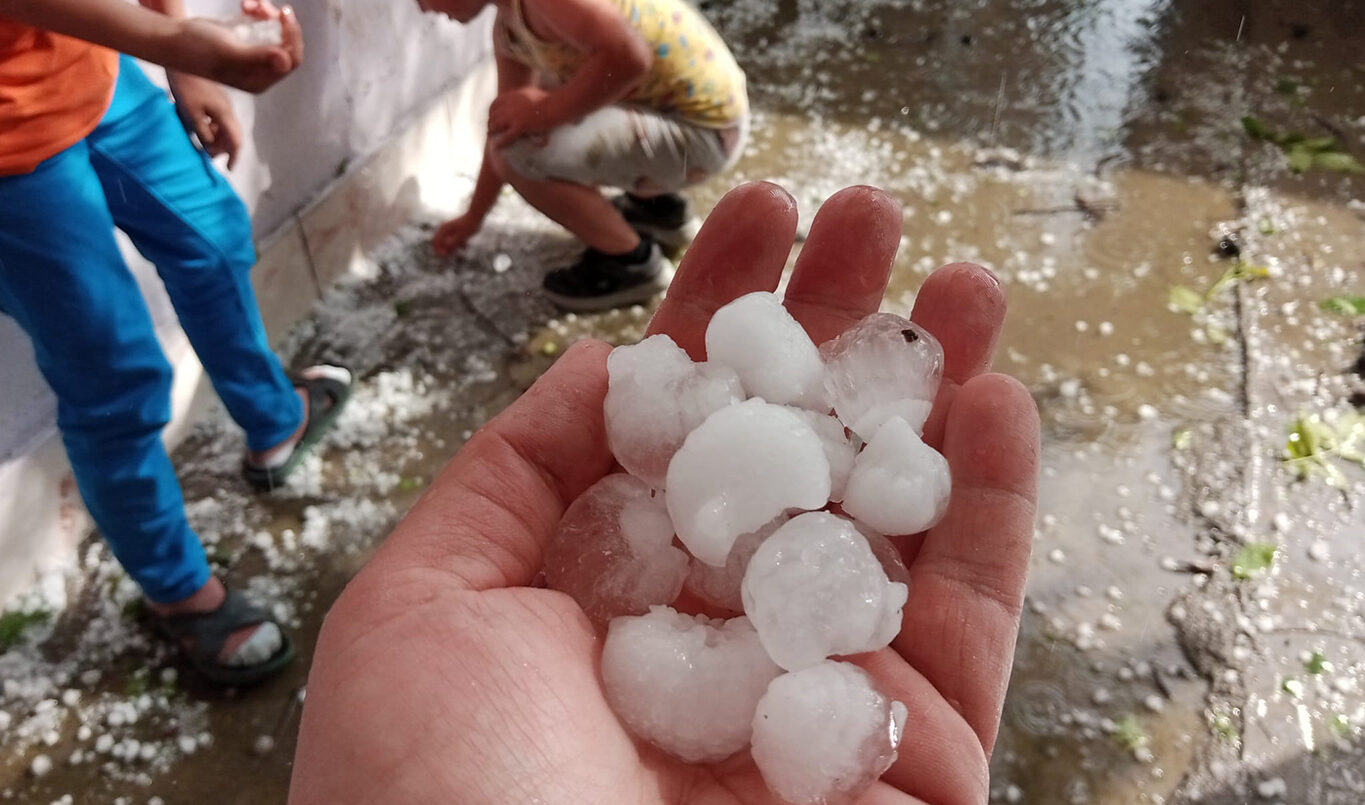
[543,474,688,623]
[229,17,284,46]
[604,335,743,488]
[665,399,830,567]
[821,313,943,440]
[741,512,907,671]
[602,607,782,763]
[751,661,909,805]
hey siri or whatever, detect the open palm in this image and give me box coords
[290,183,1040,805]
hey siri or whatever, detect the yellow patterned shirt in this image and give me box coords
[496,0,747,129]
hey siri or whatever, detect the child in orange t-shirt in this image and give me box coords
[0,0,349,686]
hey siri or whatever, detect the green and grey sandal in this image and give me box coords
[243,365,352,491]
[149,588,295,687]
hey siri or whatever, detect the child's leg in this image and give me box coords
[85,56,302,454]
[487,149,641,255]
[0,142,210,606]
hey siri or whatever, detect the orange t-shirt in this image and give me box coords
[0,19,118,176]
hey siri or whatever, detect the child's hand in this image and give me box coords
[432,213,482,257]
[173,1,303,94]
[168,73,244,169]
[488,87,552,149]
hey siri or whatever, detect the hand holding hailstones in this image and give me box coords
[545,287,951,803]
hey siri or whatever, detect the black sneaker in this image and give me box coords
[542,239,674,312]
[611,193,702,252]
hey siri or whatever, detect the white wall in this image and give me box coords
[0,0,494,605]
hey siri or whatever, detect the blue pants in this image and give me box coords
[0,57,302,603]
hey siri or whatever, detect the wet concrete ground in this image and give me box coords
[3,0,1365,802]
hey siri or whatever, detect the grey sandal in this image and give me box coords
[150,588,295,687]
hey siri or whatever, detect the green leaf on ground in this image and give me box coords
[1312,151,1365,173]
[1258,217,1277,236]
[1287,145,1314,173]
[1320,296,1365,315]
[397,477,424,492]
[1112,714,1149,752]
[1169,285,1204,314]
[1330,713,1352,738]
[1301,135,1339,152]
[1305,650,1329,675]
[0,609,51,651]
[1212,712,1239,742]
[1172,428,1193,450]
[1232,542,1277,579]
[1274,77,1300,95]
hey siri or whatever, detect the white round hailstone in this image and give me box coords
[704,292,827,409]
[741,512,908,671]
[821,313,943,440]
[666,399,831,567]
[544,474,690,623]
[786,407,856,502]
[683,514,790,612]
[751,661,908,805]
[602,607,782,763]
[605,335,744,488]
[841,416,950,536]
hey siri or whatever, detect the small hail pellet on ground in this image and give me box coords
[546,291,951,803]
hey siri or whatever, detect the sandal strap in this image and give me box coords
[156,589,272,667]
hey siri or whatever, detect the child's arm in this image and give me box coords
[487,0,650,147]
[0,0,302,93]
[433,29,536,257]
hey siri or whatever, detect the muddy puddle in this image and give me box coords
[4,0,1365,802]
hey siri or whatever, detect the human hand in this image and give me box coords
[488,86,552,149]
[168,72,244,168]
[289,183,1040,805]
[172,0,303,94]
[431,212,483,257]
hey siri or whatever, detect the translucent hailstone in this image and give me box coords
[705,292,827,409]
[841,416,951,536]
[751,661,908,805]
[666,399,830,567]
[605,335,744,488]
[741,512,907,671]
[820,313,943,440]
[602,607,783,763]
[230,17,284,46]
[684,514,790,613]
[787,408,856,502]
[543,474,689,623]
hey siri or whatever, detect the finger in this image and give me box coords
[365,340,615,591]
[892,372,1039,756]
[646,181,798,358]
[852,649,990,805]
[911,262,1007,449]
[217,107,244,170]
[279,6,303,68]
[193,116,216,150]
[782,185,901,346]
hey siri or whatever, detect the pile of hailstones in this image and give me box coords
[544,292,951,805]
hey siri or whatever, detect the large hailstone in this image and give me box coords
[683,514,789,613]
[750,661,908,805]
[741,512,907,671]
[820,313,943,440]
[704,292,827,410]
[841,415,951,536]
[605,335,744,488]
[666,399,830,567]
[543,474,689,623]
[602,607,783,763]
